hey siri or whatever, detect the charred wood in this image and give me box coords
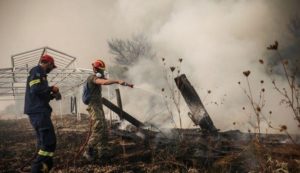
[174,74,218,134]
[102,97,144,128]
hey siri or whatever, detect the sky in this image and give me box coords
[0,0,299,134]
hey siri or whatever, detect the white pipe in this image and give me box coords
[59,99,63,121]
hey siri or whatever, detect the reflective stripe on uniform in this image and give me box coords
[29,79,41,87]
[41,163,49,172]
[38,149,54,157]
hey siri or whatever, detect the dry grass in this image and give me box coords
[0,115,299,173]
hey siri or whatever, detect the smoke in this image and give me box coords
[109,0,300,133]
[0,104,18,118]
[0,0,299,133]
[0,97,25,119]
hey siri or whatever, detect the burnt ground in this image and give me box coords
[0,115,300,173]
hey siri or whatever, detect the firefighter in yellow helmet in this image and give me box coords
[83,59,133,162]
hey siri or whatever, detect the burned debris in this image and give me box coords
[175,74,218,135]
[97,74,300,172]
[0,71,299,172]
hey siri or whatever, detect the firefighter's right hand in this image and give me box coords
[51,86,59,93]
[119,81,134,88]
[118,80,124,85]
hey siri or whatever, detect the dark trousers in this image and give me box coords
[28,112,56,173]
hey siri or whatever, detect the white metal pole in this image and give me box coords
[59,99,63,121]
[77,90,81,121]
[107,72,112,127]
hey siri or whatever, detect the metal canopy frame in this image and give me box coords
[0,47,92,97]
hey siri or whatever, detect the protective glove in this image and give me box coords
[51,92,62,100]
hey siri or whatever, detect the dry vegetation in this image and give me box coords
[0,114,299,173]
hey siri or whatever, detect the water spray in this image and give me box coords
[131,85,161,96]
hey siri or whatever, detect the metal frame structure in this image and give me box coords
[0,47,93,119]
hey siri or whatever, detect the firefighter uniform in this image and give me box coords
[85,74,108,160]
[24,65,56,173]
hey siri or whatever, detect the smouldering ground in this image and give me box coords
[0,115,300,173]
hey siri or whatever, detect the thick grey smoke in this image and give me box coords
[109,0,300,133]
[0,0,299,133]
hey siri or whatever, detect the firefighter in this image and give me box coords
[83,59,133,161]
[24,54,60,173]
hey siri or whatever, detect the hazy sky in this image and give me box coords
[0,0,299,133]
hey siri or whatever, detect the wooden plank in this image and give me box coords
[174,74,218,134]
[102,97,144,128]
[115,89,123,120]
[115,89,123,110]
